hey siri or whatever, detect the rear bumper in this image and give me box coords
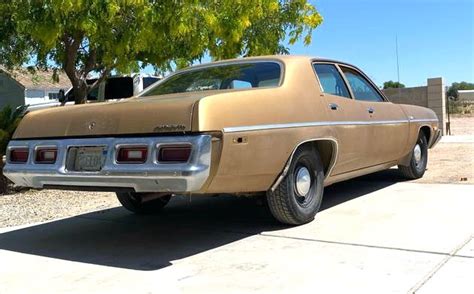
[3,135,212,192]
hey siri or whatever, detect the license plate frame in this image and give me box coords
[70,146,107,172]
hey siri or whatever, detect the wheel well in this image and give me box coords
[420,126,431,142]
[298,140,337,177]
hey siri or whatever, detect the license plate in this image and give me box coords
[73,147,107,171]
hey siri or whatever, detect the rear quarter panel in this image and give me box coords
[398,104,439,161]
[195,58,335,193]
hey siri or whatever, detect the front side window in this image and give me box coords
[313,63,351,98]
[142,62,281,96]
[341,67,384,102]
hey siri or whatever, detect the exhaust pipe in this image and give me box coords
[137,192,169,203]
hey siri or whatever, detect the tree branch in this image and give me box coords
[88,67,111,93]
[83,47,97,75]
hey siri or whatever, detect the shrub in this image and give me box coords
[0,105,25,194]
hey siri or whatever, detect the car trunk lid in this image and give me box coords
[13,93,206,139]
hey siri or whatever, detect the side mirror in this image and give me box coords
[58,89,66,104]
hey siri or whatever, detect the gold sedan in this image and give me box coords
[4,56,440,225]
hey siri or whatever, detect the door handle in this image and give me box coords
[329,103,339,110]
[367,107,375,114]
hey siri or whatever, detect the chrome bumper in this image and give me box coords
[3,135,212,192]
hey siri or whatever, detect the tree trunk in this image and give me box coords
[73,80,89,104]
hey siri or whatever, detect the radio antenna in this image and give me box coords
[396,35,401,85]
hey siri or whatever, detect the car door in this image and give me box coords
[312,63,372,175]
[339,66,409,165]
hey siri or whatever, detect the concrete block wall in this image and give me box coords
[383,77,446,134]
[383,86,428,107]
[427,78,446,134]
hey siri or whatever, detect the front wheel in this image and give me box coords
[266,146,324,225]
[398,132,428,179]
[116,192,171,214]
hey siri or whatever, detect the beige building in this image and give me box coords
[458,89,474,102]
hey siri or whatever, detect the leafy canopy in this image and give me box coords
[0,0,322,103]
[383,80,405,89]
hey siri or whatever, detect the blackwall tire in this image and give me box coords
[266,146,324,225]
[398,132,428,179]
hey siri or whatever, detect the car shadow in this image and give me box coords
[0,169,404,271]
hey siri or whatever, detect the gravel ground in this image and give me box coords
[1,115,472,228]
[0,190,117,227]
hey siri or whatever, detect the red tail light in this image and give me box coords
[35,148,58,164]
[10,148,29,163]
[117,146,148,163]
[158,146,192,163]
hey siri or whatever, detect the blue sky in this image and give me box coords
[292,0,473,87]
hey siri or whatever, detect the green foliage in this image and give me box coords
[0,0,322,103]
[447,81,474,99]
[383,80,405,89]
[0,105,25,156]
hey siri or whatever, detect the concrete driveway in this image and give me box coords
[0,172,473,294]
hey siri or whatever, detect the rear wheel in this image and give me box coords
[398,132,428,179]
[116,192,171,214]
[266,146,324,225]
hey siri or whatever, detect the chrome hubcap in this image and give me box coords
[413,144,422,165]
[295,167,311,196]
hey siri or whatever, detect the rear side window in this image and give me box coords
[313,64,350,98]
[341,67,384,102]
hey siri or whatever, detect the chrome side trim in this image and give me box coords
[409,118,438,123]
[223,118,438,133]
[270,137,338,192]
[3,135,212,193]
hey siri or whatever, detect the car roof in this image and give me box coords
[178,55,360,73]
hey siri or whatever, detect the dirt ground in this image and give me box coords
[449,115,474,136]
[415,115,474,184]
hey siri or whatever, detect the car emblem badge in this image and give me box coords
[88,122,96,130]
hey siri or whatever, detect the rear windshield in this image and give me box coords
[142,62,281,96]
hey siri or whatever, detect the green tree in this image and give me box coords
[383,80,405,89]
[0,0,322,104]
[447,81,474,99]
